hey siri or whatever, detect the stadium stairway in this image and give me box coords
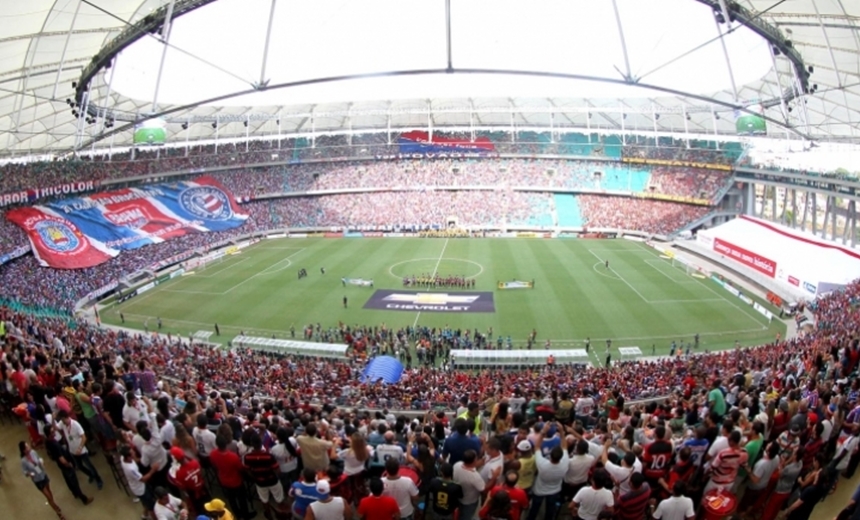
[555,194,584,227]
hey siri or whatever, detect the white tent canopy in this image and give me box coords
[697,216,860,297]
[231,336,348,359]
[451,349,589,367]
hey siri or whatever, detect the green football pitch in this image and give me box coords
[103,237,785,364]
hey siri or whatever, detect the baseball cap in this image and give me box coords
[517,440,532,452]
[204,499,227,512]
[169,447,186,460]
[789,423,802,434]
[317,480,331,495]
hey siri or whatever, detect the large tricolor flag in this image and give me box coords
[7,176,248,269]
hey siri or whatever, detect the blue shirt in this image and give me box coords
[540,435,561,458]
[441,432,481,466]
[290,481,325,516]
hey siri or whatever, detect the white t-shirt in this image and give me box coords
[572,486,614,520]
[480,454,504,487]
[565,453,595,485]
[653,495,695,520]
[58,419,87,455]
[122,402,147,429]
[383,476,419,516]
[121,459,146,496]
[375,443,405,464]
[453,462,485,505]
[575,397,595,416]
[604,461,635,496]
[272,438,300,473]
[154,495,184,520]
[193,427,217,458]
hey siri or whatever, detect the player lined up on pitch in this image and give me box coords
[403,274,476,288]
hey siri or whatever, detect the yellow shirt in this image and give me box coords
[517,455,536,490]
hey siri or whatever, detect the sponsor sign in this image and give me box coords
[323,232,342,238]
[6,176,247,269]
[634,192,711,206]
[738,294,753,305]
[0,180,98,208]
[788,275,800,286]
[498,280,533,290]
[136,281,156,295]
[85,281,119,302]
[804,281,817,295]
[712,238,776,278]
[621,157,732,171]
[753,302,774,321]
[723,284,740,297]
[710,274,725,287]
[169,269,185,279]
[362,232,384,237]
[385,233,405,238]
[398,130,495,155]
[363,290,496,313]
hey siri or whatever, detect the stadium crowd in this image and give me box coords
[578,196,711,236]
[1,277,860,520]
[0,134,736,198]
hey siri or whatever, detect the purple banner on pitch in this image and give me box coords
[363,290,495,313]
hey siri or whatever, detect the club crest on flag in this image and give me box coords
[35,218,82,253]
[179,186,232,221]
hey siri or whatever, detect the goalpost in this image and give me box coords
[673,255,709,278]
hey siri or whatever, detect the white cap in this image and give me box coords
[517,440,532,452]
[316,480,331,495]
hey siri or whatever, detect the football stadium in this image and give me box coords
[0,2,860,520]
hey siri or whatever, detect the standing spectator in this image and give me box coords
[382,459,418,520]
[486,470,529,520]
[20,441,64,519]
[43,424,94,505]
[443,418,482,466]
[515,440,536,493]
[651,482,695,520]
[56,409,104,489]
[358,478,401,520]
[526,422,569,520]
[453,450,484,520]
[123,392,151,433]
[704,431,748,494]
[564,439,595,500]
[569,468,614,520]
[480,437,504,490]
[292,468,325,519]
[615,472,651,520]
[739,442,781,516]
[171,447,210,516]
[781,453,830,520]
[760,448,803,520]
[153,486,188,520]
[427,463,463,520]
[204,499,236,520]
[210,435,254,520]
[306,480,351,520]
[193,414,217,468]
[244,433,284,505]
[297,423,335,472]
[120,445,156,520]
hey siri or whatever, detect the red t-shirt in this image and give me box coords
[357,494,400,520]
[484,485,528,520]
[175,459,206,498]
[209,448,245,488]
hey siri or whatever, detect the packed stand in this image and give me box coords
[2,279,860,520]
[578,195,710,235]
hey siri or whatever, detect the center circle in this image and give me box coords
[388,258,484,280]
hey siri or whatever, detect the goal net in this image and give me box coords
[673,255,709,279]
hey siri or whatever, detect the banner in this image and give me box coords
[6,176,247,269]
[343,278,374,287]
[498,280,534,290]
[712,237,776,278]
[398,131,495,154]
[634,192,712,206]
[621,157,732,171]
[0,180,98,208]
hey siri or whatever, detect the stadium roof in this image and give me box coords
[1,0,859,156]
